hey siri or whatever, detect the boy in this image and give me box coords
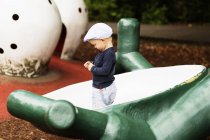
[83,23,117,109]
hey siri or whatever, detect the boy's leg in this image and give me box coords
[92,87,106,109]
[92,83,117,109]
[101,82,117,105]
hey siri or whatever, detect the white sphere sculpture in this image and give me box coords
[0,0,62,78]
[53,0,88,60]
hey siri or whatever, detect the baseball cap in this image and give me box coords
[83,23,113,42]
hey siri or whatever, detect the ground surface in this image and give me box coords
[1,37,210,140]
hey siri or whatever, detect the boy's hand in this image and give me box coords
[84,61,94,71]
[84,61,90,68]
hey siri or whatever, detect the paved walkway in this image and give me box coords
[88,22,210,43]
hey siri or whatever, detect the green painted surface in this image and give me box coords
[103,68,209,140]
[117,18,140,54]
[7,90,108,139]
[116,18,152,74]
[7,68,210,139]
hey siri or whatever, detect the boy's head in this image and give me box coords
[88,37,112,51]
[83,23,112,42]
[83,23,113,51]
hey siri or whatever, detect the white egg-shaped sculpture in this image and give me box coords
[0,0,62,78]
[53,0,88,60]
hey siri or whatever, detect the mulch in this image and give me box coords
[1,37,210,140]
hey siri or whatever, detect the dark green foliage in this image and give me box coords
[163,0,210,22]
[84,0,210,24]
[84,0,135,22]
[141,0,168,24]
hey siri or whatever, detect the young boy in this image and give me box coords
[83,23,117,109]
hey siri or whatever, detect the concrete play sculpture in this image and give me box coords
[115,18,152,73]
[0,0,62,78]
[54,0,88,60]
[7,65,210,140]
[6,18,210,139]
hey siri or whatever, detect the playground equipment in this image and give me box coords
[116,18,152,73]
[54,0,88,60]
[7,64,210,140]
[6,18,210,139]
[0,0,62,78]
[0,0,88,77]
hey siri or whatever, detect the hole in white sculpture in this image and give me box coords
[48,0,52,4]
[12,14,19,21]
[10,44,17,49]
[78,8,82,13]
[0,48,4,54]
[54,23,67,56]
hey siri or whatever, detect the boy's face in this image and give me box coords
[88,39,105,51]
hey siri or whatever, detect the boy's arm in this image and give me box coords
[91,53,115,75]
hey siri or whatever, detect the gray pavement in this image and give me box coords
[88,22,210,43]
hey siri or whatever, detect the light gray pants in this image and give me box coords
[92,82,117,109]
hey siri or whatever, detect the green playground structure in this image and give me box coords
[7,68,210,140]
[6,18,210,139]
[115,18,153,73]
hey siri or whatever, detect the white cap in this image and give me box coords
[83,23,113,42]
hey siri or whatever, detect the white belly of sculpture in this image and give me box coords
[44,65,205,110]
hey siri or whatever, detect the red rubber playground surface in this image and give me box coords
[0,56,91,121]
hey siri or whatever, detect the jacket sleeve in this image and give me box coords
[91,53,114,76]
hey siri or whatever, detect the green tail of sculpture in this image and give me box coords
[116,18,153,73]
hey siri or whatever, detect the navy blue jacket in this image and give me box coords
[91,47,116,89]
